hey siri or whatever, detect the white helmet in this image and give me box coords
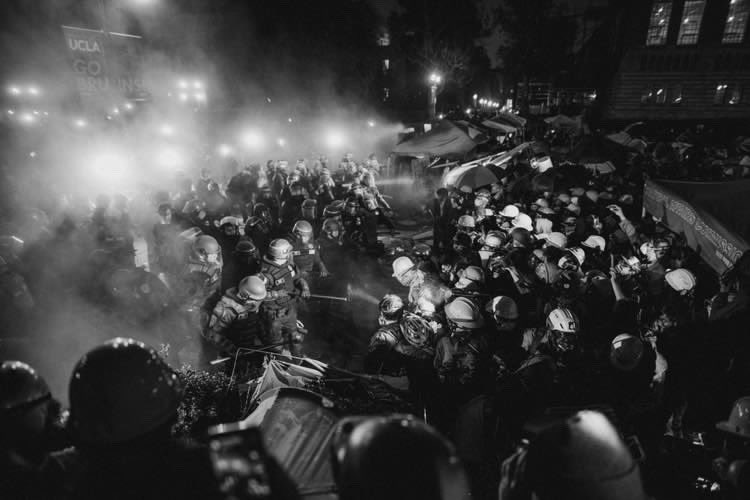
[392,256,415,279]
[567,247,586,267]
[665,268,696,294]
[457,215,476,229]
[546,308,580,333]
[535,217,553,235]
[500,205,520,218]
[582,235,606,252]
[512,213,533,232]
[546,232,568,249]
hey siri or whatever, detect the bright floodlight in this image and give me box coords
[159,124,175,136]
[19,112,35,125]
[27,86,40,96]
[429,72,442,84]
[193,80,202,89]
[241,130,265,150]
[217,144,233,157]
[277,138,286,147]
[124,102,134,111]
[324,129,346,150]
[112,107,120,114]
[7,109,14,115]
[438,113,445,120]
[194,93,206,102]
[8,86,21,96]
[287,117,293,123]
[73,118,87,128]
[367,120,376,128]
[472,93,478,99]
[178,80,188,89]
[179,93,188,102]
[465,108,472,115]
[29,151,37,158]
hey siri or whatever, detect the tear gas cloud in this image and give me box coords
[0,0,413,400]
[1,0,406,204]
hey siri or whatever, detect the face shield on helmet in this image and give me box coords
[293,220,314,243]
[323,219,342,240]
[193,235,220,264]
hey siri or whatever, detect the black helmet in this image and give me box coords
[69,338,182,445]
[234,239,257,257]
[332,415,470,500]
[0,361,51,413]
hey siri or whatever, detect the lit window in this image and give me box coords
[655,87,667,104]
[724,0,749,43]
[729,85,742,104]
[382,59,390,72]
[377,33,391,47]
[670,84,682,104]
[714,83,728,104]
[641,87,655,104]
[646,2,672,46]
[677,1,705,45]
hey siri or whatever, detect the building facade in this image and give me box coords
[607,0,750,121]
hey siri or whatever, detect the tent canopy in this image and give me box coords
[544,114,579,130]
[643,179,750,273]
[392,120,481,158]
[481,119,517,134]
[491,112,527,129]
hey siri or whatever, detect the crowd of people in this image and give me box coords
[2,137,750,500]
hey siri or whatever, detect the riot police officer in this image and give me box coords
[289,220,329,282]
[204,275,267,359]
[259,239,310,356]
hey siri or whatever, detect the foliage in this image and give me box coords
[172,365,242,440]
[305,377,419,416]
[494,0,576,82]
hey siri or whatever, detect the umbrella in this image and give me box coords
[544,114,579,131]
[443,164,499,189]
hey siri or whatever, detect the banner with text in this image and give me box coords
[643,179,749,274]
[62,25,148,103]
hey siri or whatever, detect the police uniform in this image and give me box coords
[290,236,324,281]
[259,256,309,355]
[204,288,264,355]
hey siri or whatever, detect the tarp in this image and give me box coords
[251,359,324,401]
[643,179,750,273]
[481,119,517,134]
[544,114,579,130]
[243,387,338,499]
[443,164,499,189]
[392,120,479,158]
[491,112,527,128]
[605,131,647,154]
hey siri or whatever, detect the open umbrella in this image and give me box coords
[544,114,579,131]
[443,164,499,189]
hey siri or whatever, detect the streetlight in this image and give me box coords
[473,94,478,107]
[428,71,442,120]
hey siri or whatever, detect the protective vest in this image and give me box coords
[208,290,263,347]
[260,257,298,309]
[291,238,318,272]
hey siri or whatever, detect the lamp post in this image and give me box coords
[428,72,442,120]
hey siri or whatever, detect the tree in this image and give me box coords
[494,0,576,112]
